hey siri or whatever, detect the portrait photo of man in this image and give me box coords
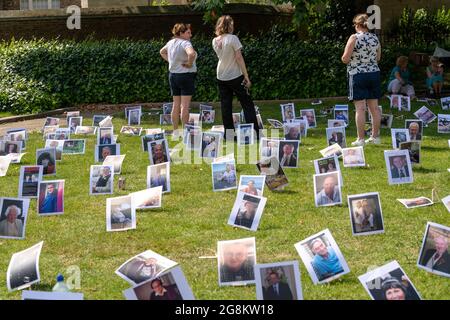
[301,109,316,128]
[38,182,63,215]
[229,192,266,231]
[263,271,293,300]
[314,172,341,207]
[389,155,411,181]
[150,141,169,165]
[406,121,422,141]
[218,238,256,286]
[278,142,299,168]
[90,165,113,195]
[256,261,303,300]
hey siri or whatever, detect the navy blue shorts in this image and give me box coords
[348,71,381,101]
[169,72,196,96]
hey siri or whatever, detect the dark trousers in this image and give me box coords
[217,75,260,140]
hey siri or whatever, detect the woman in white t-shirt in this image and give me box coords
[160,23,197,132]
[212,16,260,141]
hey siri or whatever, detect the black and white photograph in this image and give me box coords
[278,140,299,168]
[201,110,215,124]
[256,156,289,191]
[313,172,342,207]
[348,192,384,236]
[228,192,267,231]
[200,132,221,159]
[147,162,170,193]
[95,144,120,163]
[218,237,256,286]
[18,165,43,198]
[417,222,450,277]
[36,148,57,176]
[358,261,421,300]
[391,128,410,149]
[7,241,43,292]
[62,139,86,155]
[90,165,114,195]
[68,116,82,134]
[148,139,170,165]
[438,114,450,133]
[294,229,350,284]
[399,141,421,164]
[281,103,295,122]
[405,119,423,140]
[334,104,349,124]
[115,249,177,285]
[120,126,142,136]
[300,109,316,128]
[97,127,115,145]
[414,106,437,124]
[106,195,136,232]
[211,160,237,192]
[0,198,30,240]
[255,261,303,300]
[131,186,163,210]
[238,175,265,196]
[103,154,126,174]
[237,123,255,146]
[342,146,365,167]
[384,150,413,185]
[37,180,65,216]
[128,109,141,126]
[397,197,433,209]
[326,126,346,148]
[123,266,194,300]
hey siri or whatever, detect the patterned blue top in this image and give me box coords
[347,32,380,75]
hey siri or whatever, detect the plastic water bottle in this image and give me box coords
[52,274,70,292]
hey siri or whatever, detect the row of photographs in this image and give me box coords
[7,220,449,300]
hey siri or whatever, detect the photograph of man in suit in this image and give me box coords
[263,272,293,300]
[390,156,410,179]
[420,235,450,275]
[408,122,422,140]
[279,143,297,168]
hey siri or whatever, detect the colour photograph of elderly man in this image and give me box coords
[97,127,114,145]
[278,140,299,168]
[281,103,295,123]
[255,261,303,300]
[313,172,342,207]
[294,229,350,284]
[326,126,346,148]
[90,165,114,195]
[405,120,423,141]
[95,144,120,163]
[300,109,316,128]
[37,180,65,216]
[384,150,413,185]
[358,261,421,300]
[417,222,450,277]
[218,237,256,286]
[149,139,170,165]
[7,241,43,292]
[0,198,30,240]
[115,249,177,285]
[123,266,195,300]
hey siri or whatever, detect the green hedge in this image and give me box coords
[0,32,432,114]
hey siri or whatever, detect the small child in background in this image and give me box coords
[387,56,415,98]
[426,56,444,98]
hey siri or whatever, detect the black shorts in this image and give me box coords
[348,71,381,101]
[169,72,196,96]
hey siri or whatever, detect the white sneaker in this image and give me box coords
[351,138,365,147]
[365,136,381,144]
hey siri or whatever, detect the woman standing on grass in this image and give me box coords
[212,15,260,141]
[341,14,382,147]
[160,23,197,133]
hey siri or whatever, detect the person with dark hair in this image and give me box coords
[341,13,382,146]
[212,15,260,141]
[150,278,182,300]
[263,272,293,300]
[37,152,55,175]
[39,183,58,214]
[160,23,197,132]
[381,277,409,300]
[92,166,112,194]
[234,200,257,229]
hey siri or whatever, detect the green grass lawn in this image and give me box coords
[0,112,13,118]
[0,99,449,300]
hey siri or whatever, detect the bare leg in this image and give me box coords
[354,100,366,140]
[171,96,181,130]
[180,95,192,125]
[367,99,380,138]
